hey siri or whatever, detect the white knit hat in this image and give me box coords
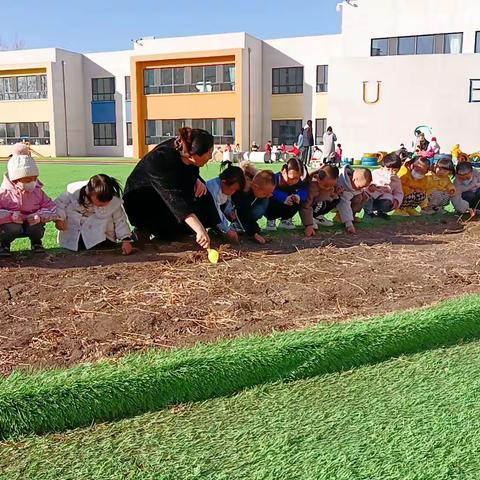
[7,155,39,181]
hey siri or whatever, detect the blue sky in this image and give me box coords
[0,0,342,53]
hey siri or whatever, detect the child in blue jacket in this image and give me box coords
[265,157,308,230]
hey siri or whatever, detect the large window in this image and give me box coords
[125,76,131,101]
[0,75,47,101]
[93,123,116,146]
[316,65,328,93]
[371,32,463,56]
[144,64,235,95]
[470,80,480,103]
[271,120,302,145]
[126,122,132,145]
[92,78,115,102]
[0,122,50,145]
[145,118,235,145]
[272,67,303,94]
[315,119,327,145]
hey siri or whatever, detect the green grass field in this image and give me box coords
[1,337,479,479]
[0,161,283,251]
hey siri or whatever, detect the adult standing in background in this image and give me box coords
[302,120,314,165]
[322,126,337,164]
[297,128,305,157]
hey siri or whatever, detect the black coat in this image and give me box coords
[123,139,220,238]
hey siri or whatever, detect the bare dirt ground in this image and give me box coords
[1,216,479,377]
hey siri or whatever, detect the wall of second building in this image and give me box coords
[328,53,480,158]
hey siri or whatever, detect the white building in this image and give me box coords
[0,0,478,159]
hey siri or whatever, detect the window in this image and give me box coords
[0,74,47,101]
[444,33,463,54]
[92,78,115,102]
[145,119,235,145]
[371,32,463,56]
[398,36,416,55]
[271,120,302,145]
[476,32,480,53]
[470,80,480,103]
[126,122,132,145]
[416,35,434,54]
[93,123,116,146]
[272,67,303,94]
[315,119,327,145]
[316,65,328,93]
[125,76,131,101]
[0,122,50,145]
[144,64,235,95]
[371,38,388,56]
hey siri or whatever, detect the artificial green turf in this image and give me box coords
[2,334,480,479]
[1,295,480,440]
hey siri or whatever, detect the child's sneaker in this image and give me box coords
[265,220,277,231]
[406,208,421,216]
[31,243,46,253]
[0,245,11,257]
[313,215,334,228]
[278,219,296,230]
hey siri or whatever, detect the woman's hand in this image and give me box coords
[122,241,133,255]
[194,179,207,198]
[184,214,210,249]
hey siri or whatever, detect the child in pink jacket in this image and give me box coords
[0,154,56,256]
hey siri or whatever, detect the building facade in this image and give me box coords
[0,0,479,159]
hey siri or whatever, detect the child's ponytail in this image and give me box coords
[79,174,123,208]
[219,161,246,190]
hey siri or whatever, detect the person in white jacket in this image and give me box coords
[336,165,373,234]
[451,162,480,217]
[55,175,133,254]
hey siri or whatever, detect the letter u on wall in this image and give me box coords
[363,81,382,104]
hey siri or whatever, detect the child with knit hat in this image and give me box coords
[0,153,56,256]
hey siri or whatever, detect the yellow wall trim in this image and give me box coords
[0,67,47,76]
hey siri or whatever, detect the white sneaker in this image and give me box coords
[265,220,277,231]
[313,215,334,227]
[278,219,296,230]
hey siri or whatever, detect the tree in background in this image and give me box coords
[0,35,25,51]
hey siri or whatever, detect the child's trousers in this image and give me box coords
[265,199,300,221]
[0,223,45,247]
[400,192,426,210]
[364,198,393,215]
[462,189,480,210]
[313,199,340,217]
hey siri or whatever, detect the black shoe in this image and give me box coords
[31,243,46,253]
[366,212,377,218]
[0,245,11,257]
[376,211,391,220]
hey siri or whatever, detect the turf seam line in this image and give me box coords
[1,295,479,439]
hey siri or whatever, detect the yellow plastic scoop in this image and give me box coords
[207,248,220,264]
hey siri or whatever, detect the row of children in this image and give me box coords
[1,140,480,257]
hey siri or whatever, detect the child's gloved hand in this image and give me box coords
[122,240,133,256]
[284,195,294,206]
[291,194,301,205]
[304,225,315,237]
[27,214,41,226]
[226,229,239,243]
[55,220,67,231]
[448,187,456,197]
[11,212,24,224]
[253,233,267,245]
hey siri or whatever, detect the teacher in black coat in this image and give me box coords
[123,127,220,250]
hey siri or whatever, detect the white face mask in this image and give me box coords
[18,181,37,192]
[411,170,425,181]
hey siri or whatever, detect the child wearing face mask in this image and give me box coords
[365,153,404,219]
[0,154,56,256]
[55,174,133,254]
[336,166,373,234]
[396,158,430,216]
[206,161,246,242]
[451,162,480,218]
[422,158,456,215]
[265,158,308,231]
[300,165,340,237]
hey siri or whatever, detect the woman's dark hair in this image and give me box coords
[79,174,123,208]
[219,160,246,190]
[456,161,473,176]
[177,127,214,156]
[383,152,402,169]
[435,158,454,173]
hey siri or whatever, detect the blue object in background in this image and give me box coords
[91,101,116,124]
